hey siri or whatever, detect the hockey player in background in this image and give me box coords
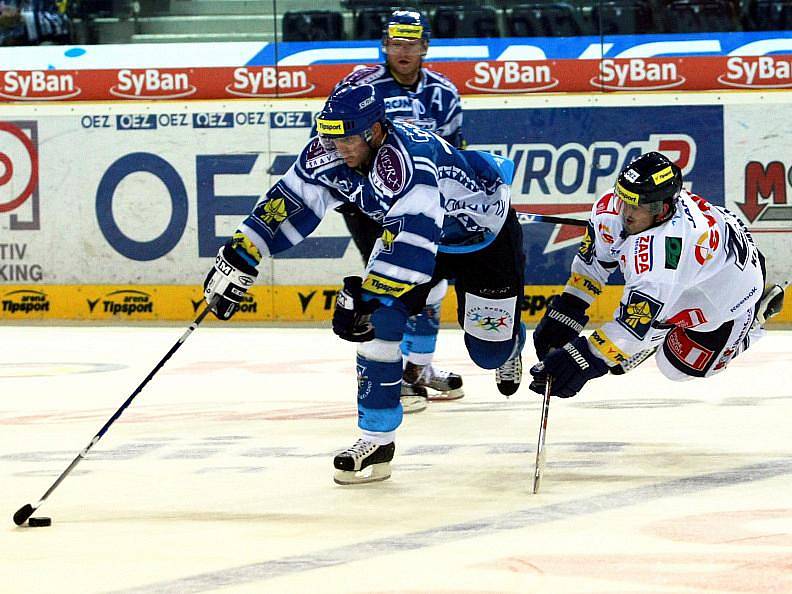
[203,84,527,484]
[329,9,466,414]
[529,151,786,398]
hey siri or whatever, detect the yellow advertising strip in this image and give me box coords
[1,285,789,325]
[588,329,631,365]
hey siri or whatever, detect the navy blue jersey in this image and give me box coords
[237,122,511,302]
[336,65,464,148]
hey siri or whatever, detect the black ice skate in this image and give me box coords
[754,284,786,328]
[333,439,395,485]
[403,362,464,401]
[400,382,428,414]
[496,354,522,397]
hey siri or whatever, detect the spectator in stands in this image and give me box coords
[22,0,71,44]
[0,1,26,45]
[1,0,70,45]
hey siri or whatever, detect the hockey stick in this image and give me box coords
[532,377,552,494]
[515,212,588,227]
[12,299,216,526]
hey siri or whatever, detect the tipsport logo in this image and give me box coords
[496,134,698,253]
[87,290,154,316]
[0,121,40,231]
[1,289,50,314]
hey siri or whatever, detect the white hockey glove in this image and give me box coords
[203,244,258,320]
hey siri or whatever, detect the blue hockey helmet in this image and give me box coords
[383,9,431,43]
[315,83,385,144]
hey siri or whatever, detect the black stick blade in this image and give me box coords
[13,504,34,526]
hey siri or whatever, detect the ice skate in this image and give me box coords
[400,382,428,414]
[754,284,785,328]
[403,362,464,401]
[333,439,395,485]
[496,354,522,397]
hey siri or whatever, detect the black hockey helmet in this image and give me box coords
[614,151,682,217]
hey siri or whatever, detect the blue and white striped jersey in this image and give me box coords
[339,65,464,148]
[236,121,512,301]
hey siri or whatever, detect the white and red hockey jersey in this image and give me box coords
[563,189,765,367]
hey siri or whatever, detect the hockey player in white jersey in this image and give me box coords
[529,151,785,398]
[203,84,527,484]
[330,9,467,412]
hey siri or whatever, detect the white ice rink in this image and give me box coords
[1,324,791,594]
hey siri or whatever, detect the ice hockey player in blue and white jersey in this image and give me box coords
[203,84,527,484]
[340,9,463,147]
[529,151,786,398]
[328,9,466,413]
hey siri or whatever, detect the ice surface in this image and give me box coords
[1,325,791,593]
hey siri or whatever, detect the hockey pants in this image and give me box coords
[355,210,526,436]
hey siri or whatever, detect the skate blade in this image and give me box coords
[426,388,465,401]
[333,462,392,485]
[400,396,428,414]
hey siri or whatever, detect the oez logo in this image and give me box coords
[96,152,262,261]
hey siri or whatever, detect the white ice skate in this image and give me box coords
[403,362,464,401]
[400,382,428,414]
[333,439,395,485]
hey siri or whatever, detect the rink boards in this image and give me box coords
[0,91,790,322]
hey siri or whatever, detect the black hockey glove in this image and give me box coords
[203,243,258,320]
[529,336,608,398]
[533,293,590,359]
[332,276,380,342]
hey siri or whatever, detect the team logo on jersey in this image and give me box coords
[578,222,595,264]
[305,137,339,169]
[617,289,663,339]
[372,145,407,195]
[634,236,653,273]
[379,219,403,254]
[664,237,682,269]
[694,229,719,265]
[598,222,615,244]
[253,182,303,238]
[356,363,372,400]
